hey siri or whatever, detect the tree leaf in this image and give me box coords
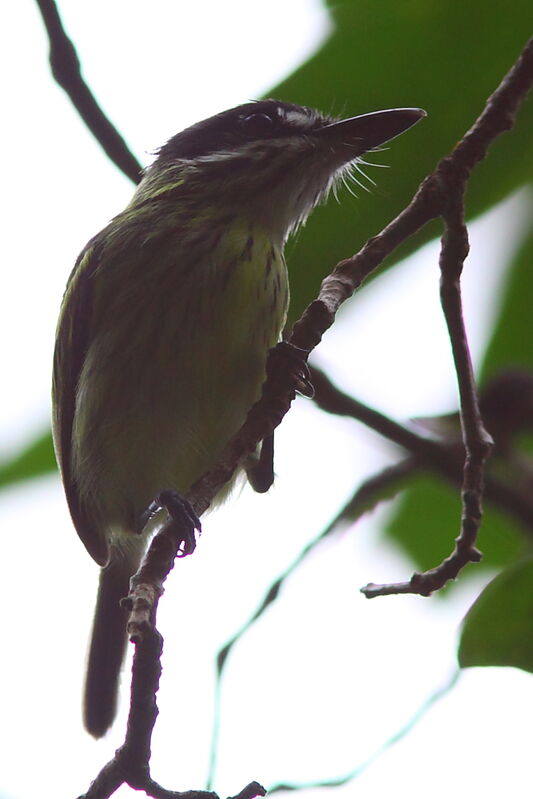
[384,474,524,579]
[269,0,533,322]
[459,559,533,672]
[0,431,56,490]
[480,222,533,379]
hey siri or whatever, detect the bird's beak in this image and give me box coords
[317,107,426,156]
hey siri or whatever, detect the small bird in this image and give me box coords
[52,99,425,737]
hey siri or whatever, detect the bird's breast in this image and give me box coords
[73,219,289,534]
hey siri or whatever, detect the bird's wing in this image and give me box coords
[52,245,110,567]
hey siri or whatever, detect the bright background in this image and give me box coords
[1,3,532,798]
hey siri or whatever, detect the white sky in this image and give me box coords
[1,2,532,799]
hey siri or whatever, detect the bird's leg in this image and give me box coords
[245,342,314,492]
[244,432,275,493]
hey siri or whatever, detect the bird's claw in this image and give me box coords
[156,490,202,557]
[268,341,314,398]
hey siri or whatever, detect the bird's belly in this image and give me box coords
[72,229,288,536]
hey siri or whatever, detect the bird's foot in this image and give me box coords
[268,341,314,398]
[157,490,201,557]
[140,490,201,557]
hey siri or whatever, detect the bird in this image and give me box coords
[52,99,425,737]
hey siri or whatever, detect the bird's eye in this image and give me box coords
[239,112,276,136]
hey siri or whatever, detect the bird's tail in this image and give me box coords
[83,556,134,738]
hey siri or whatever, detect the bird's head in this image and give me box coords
[140,100,426,243]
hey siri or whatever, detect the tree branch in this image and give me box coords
[78,516,266,798]
[310,365,533,534]
[359,33,533,593]
[362,177,491,598]
[35,0,143,183]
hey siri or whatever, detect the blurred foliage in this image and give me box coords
[386,474,526,574]
[459,559,533,673]
[3,2,533,675]
[0,431,54,489]
[480,224,533,377]
[274,0,533,322]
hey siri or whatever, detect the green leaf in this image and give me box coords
[0,431,57,490]
[385,474,524,579]
[480,224,533,379]
[268,0,533,322]
[459,559,533,672]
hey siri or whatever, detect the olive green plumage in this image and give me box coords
[52,100,425,737]
[54,207,287,566]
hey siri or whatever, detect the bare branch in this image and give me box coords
[206,453,417,784]
[267,672,459,793]
[359,35,533,596]
[77,519,265,797]
[310,365,533,533]
[35,0,142,184]
[362,190,494,597]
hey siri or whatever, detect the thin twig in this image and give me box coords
[267,671,460,793]
[206,454,416,786]
[362,181,492,598]
[310,364,533,533]
[35,0,143,183]
[78,518,265,798]
[358,37,533,596]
